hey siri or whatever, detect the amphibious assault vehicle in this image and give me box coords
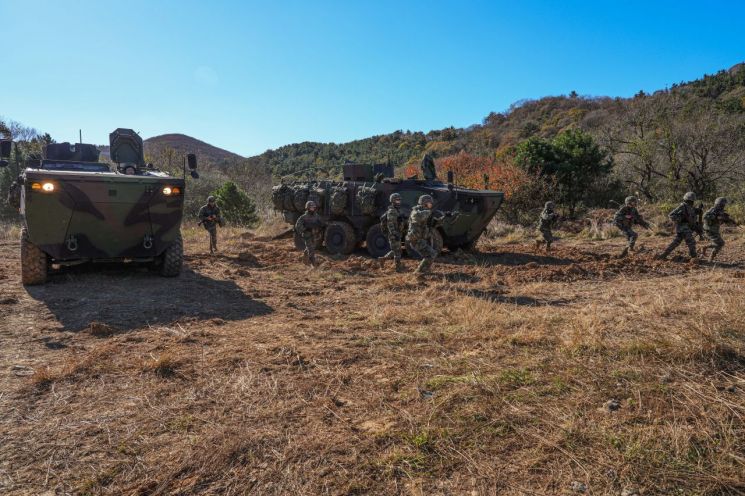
[0,128,198,285]
[272,163,504,258]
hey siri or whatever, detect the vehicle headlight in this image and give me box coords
[31,182,55,192]
[162,186,181,196]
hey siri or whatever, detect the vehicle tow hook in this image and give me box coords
[66,235,78,252]
[143,235,153,249]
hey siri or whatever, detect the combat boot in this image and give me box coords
[534,240,544,252]
[708,247,720,262]
[415,259,431,274]
[619,247,629,258]
[394,259,404,272]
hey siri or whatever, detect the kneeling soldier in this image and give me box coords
[613,196,650,257]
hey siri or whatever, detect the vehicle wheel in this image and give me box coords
[21,227,47,285]
[324,221,357,255]
[160,233,183,277]
[406,230,444,259]
[365,223,391,258]
[294,230,321,251]
[448,236,479,252]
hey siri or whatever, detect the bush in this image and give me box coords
[211,181,259,227]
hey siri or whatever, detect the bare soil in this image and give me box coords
[1,228,744,495]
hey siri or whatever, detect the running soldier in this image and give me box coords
[657,192,701,260]
[295,200,326,267]
[702,197,734,262]
[535,201,560,253]
[613,196,650,257]
[407,195,456,274]
[379,193,406,272]
[198,196,223,255]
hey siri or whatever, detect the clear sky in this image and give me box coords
[1,0,743,156]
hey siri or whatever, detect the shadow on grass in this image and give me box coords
[455,288,573,307]
[26,264,272,332]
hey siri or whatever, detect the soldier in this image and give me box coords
[407,194,456,274]
[421,153,437,183]
[295,200,326,267]
[702,197,734,262]
[613,196,651,257]
[535,201,560,253]
[198,195,223,255]
[657,191,700,260]
[379,193,406,272]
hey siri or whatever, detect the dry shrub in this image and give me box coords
[87,321,119,337]
[142,353,179,378]
[30,366,58,389]
[0,220,20,241]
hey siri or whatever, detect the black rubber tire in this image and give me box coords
[160,233,183,277]
[324,221,357,255]
[20,227,47,285]
[365,223,391,258]
[448,236,480,252]
[405,230,444,259]
[294,230,322,251]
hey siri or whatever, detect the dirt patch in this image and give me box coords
[0,228,744,495]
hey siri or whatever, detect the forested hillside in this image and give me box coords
[245,62,745,205]
[3,62,745,221]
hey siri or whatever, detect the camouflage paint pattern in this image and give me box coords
[277,177,503,250]
[22,169,184,260]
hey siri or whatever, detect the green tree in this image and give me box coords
[515,130,612,215]
[211,181,259,227]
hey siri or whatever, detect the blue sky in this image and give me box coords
[1,0,743,156]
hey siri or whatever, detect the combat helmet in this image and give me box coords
[544,201,555,210]
[714,197,727,207]
[305,200,317,210]
[418,194,434,206]
[207,195,216,203]
[389,193,402,203]
[683,192,696,203]
[625,196,638,206]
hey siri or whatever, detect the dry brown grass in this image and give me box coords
[1,226,744,495]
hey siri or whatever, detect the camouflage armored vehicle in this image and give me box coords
[0,128,198,285]
[272,163,504,258]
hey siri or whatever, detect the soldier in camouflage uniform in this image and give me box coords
[421,153,437,183]
[613,196,650,257]
[379,193,406,272]
[198,196,223,254]
[407,194,455,274]
[295,200,326,266]
[657,192,701,260]
[535,201,560,252]
[701,197,733,262]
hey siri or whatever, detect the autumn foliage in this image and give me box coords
[404,150,531,198]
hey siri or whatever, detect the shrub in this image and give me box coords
[212,181,259,228]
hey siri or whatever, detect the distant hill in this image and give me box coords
[98,133,244,168]
[144,133,244,167]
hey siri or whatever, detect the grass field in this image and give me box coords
[1,222,744,495]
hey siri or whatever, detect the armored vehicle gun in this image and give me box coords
[272,163,504,258]
[0,128,198,285]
